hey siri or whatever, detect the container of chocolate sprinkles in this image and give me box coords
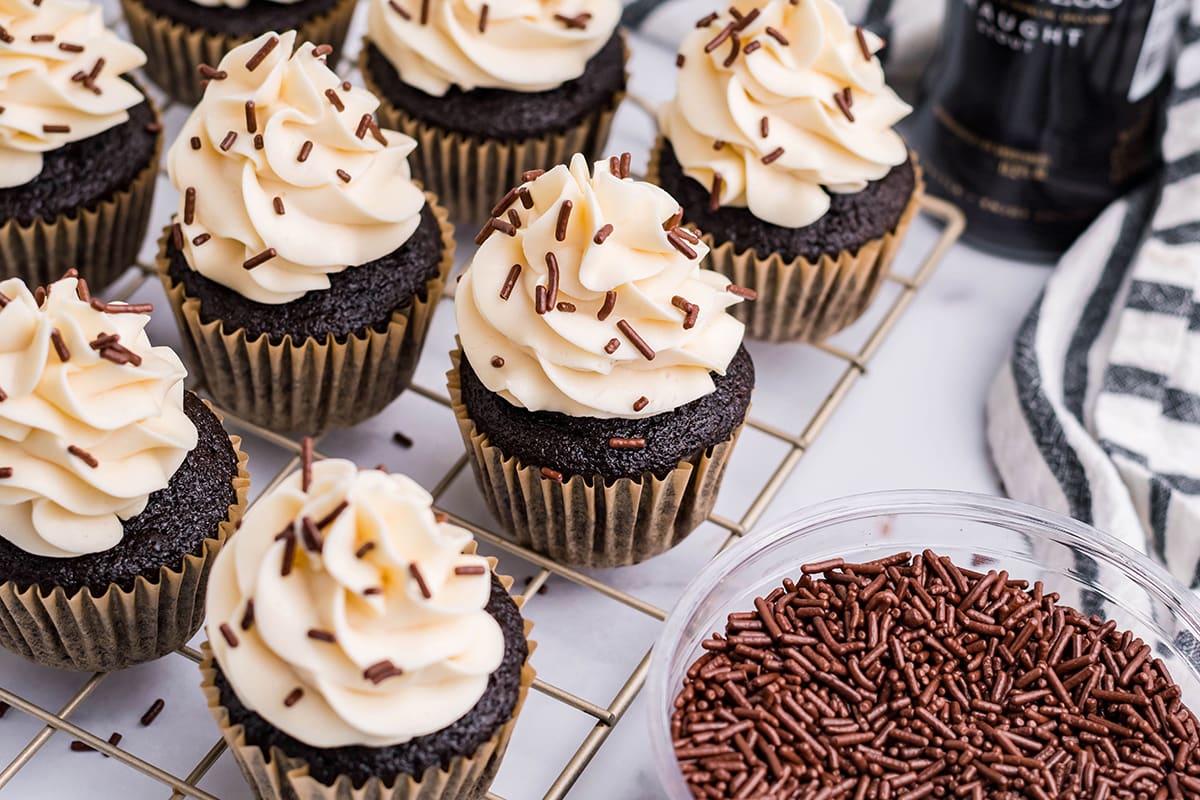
[647,490,1200,800]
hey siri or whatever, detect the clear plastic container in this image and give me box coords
[647,490,1200,799]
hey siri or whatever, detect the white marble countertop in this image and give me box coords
[0,8,1058,800]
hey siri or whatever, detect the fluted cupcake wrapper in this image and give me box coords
[361,39,626,225]
[156,193,455,435]
[648,139,924,344]
[448,350,741,569]
[121,0,357,105]
[0,99,161,292]
[0,421,249,673]
[200,560,536,800]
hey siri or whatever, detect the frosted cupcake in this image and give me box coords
[0,0,160,290]
[121,0,356,104]
[362,0,627,222]
[0,274,248,671]
[158,32,455,434]
[451,153,755,568]
[201,457,533,800]
[653,0,922,343]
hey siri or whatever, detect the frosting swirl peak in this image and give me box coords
[206,459,505,748]
[366,0,621,96]
[456,153,747,420]
[0,0,147,189]
[167,31,426,305]
[0,276,197,558]
[660,0,911,228]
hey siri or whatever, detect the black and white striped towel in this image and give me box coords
[987,2,1200,586]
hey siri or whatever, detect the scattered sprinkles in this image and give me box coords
[245,36,279,71]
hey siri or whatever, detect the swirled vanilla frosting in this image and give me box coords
[0,276,197,558]
[660,0,911,229]
[456,153,747,420]
[0,0,147,189]
[366,0,621,96]
[207,458,504,748]
[166,31,426,306]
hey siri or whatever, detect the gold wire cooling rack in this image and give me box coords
[0,15,966,799]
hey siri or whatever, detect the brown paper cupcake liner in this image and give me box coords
[121,0,357,105]
[362,39,627,224]
[157,193,455,435]
[0,98,161,292]
[648,139,924,344]
[448,350,741,568]
[0,421,249,672]
[200,563,536,800]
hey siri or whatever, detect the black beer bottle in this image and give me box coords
[904,0,1184,261]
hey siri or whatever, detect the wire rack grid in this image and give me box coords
[0,11,966,800]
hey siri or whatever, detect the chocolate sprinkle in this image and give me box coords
[242,248,277,270]
[677,53,686,68]
[617,319,655,361]
[491,356,505,368]
[301,516,323,553]
[705,23,735,54]
[419,0,429,24]
[324,88,344,112]
[387,0,410,19]
[598,290,617,321]
[766,26,789,46]
[556,302,576,313]
[240,599,255,631]
[315,500,349,530]
[184,187,196,224]
[336,168,352,183]
[363,659,404,684]
[245,36,279,72]
[835,89,856,122]
[355,541,375,559]
[190,136,201,150]
[856,26,873,61]
[392,431,413,448]
[0,26,12,43]
[192,233,211,246]
[478,3,489,33]
[762,146,785,165]
[254,132,264,149]
[727,284,758,300]
[219,131,237,151]
[301,436,314,491]
[218,623,239,648]
[280,530,297,576]
[57,42,83,52]
[363,587,383,596]
[761,116,770,138]
[90,299,154,314]
[545,252,560,308]
[500,263,521,300]
[604,338,620,355]
[42,124,70,134]
[555,200,573,241]
[633,396,649,412]
[197,64,226,80]
[455,565,487,576]
[0,468,12,479]
[243,100,258,133]
[697,12,718,27]
[522,169,544,182]
[298,140,313,162]
[306,629,336,643]
[273,196,285,215]
[620,151,632,179]
[50,329,70,362]
[540,466,564,483]
[535,284,549,315]
[508,208,522,229]
[668,230,698,260]
[68,445,97,468]
[491,217,516,237]
[722,36,740,68]
[609,437,646,450]
[355,113,372,140]
[554,12,591,29]
[283,688,304,707]
[312,44,334,58]
[519,187,534,209]
[409,562,432,599]
[594,224,614,245]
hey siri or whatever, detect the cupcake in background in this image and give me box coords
[0,0,160,290]
[653,0,922,343]
[202,456,533,800]
[362,0,627,223]
[121,0,355,104]
[451,153,755,568]
[0,274,249,672]
[159,31,455,434]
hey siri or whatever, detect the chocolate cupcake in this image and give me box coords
[201,456,534,800]
[362,0,627,223]
[652,0,922,343]
[0,0,160,291]
[120,0,355,104]
[157,32,455,434]
[0,274,249,672]
[450,154,755,568]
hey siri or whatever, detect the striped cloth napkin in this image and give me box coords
[988,3,1200,587]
